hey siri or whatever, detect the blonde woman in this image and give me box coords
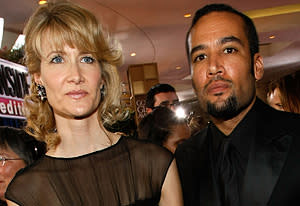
[6,2,183,205]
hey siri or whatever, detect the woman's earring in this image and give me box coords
[37,84,47,101]
[100,85,105,98]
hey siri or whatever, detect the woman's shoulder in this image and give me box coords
[6,156,49,201]
[125,136,172,155]
[123,136,173,167]
[122,136,174,185]
[8,155,48,184]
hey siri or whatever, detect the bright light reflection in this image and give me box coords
[39,0,47,5]
[12,34,25,50]
[175,106,186,119]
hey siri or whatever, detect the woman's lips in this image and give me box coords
[66,90,88,99]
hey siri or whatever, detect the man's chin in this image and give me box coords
[206,95,229,107]
[206,95,239,120]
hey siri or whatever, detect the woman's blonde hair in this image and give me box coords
[23,1,129,150]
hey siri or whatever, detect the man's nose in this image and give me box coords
[206,54,224,77]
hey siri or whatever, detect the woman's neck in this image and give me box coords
[47,114,120,157]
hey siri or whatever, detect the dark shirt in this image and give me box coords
[209,105,256,206]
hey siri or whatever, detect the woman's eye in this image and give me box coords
[193,54,207,63]
[224,48,237,54]
[50,55,63,64]
[81,56,95,64]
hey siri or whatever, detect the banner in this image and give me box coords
[0,58,30,119]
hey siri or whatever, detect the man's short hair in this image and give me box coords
[186,4,259,66]
[146,83,176,109]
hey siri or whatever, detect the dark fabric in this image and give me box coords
[209,110,255,206]
[218,140,239,206]
[0,200,7,206]
[6,136,173,206]
[175,98,300,206]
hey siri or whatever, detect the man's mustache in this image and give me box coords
[204,76,232,91]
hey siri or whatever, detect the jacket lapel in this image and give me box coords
[183,127,221,206]
[242,100,293,206]
[242,134,292,205]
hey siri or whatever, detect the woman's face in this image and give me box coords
[163,123,191,153]
[0,146,26,200]
[267,87,284,111]
[35,36,103,120]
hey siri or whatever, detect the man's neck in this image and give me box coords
[210,97,256,136]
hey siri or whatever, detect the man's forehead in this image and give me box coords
[191,12,245,38]
[154,92,178,103]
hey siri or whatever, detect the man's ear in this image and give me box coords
[33,73,43,85]
[253,53,264,81]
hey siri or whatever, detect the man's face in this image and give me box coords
[189,12,263,119]
[0,146,26,200]
[153,92,179,111]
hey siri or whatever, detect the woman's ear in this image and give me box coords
[253,53,264,81]
[33,73,42,85]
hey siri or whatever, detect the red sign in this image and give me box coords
[0,58,30,119]
[0,96,25,119]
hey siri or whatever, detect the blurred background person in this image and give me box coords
[5,2,182,206]
[0,126,46,206]
[267,70,300,113]
[138,107,191,153]
[146,83,179,113]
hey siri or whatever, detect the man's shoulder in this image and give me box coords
[276,111,300,134]
[261,103,300,129]
[256,100,300,138]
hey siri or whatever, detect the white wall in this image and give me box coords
[1,30,19,50]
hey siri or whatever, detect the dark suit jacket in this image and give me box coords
[175,99,300,206]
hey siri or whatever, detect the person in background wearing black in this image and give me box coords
[175,3,300,206]
[146,83,179,113]
[0,126,46,206]
[138,107,191,153]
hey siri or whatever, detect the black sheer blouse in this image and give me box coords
[6,136,173,206]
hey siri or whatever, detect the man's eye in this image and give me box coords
[160,102,170,107]
[224,48,237,54]
[193,54,207,63]
[50,55,63,64]
[81,56,95,64]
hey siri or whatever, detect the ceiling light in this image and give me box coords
[39,0,47,5]
[269,35,276,39]
[244,3,300,19]
[175,66,181,70]
[184,13,192,18]
[130,52,136,57]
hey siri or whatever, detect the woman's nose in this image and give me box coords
[66,62,84,84]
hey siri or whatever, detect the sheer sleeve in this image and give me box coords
[125,138,174,199]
